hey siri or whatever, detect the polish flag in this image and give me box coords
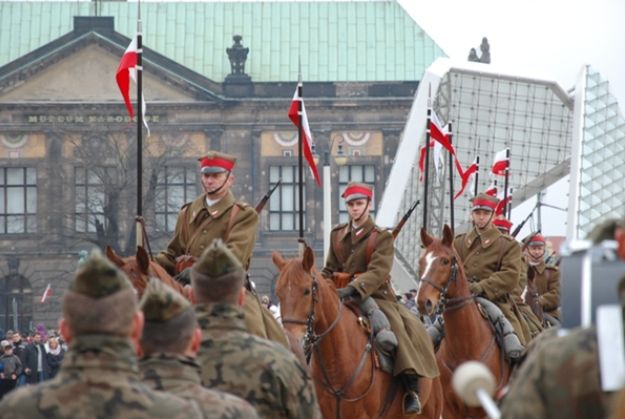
[454,158,478,199]
[429,112,454,155]
[288,83,321,186]
[485,183,497,196]
[40,283,51,304]
[116,35,150,134]
[491,149,509,176]
[495,195,512,216]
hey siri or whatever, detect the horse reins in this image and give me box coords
[421,258,475,313]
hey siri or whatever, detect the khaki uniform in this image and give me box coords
[196,303,321,419]
[0,335,201,419]
[140,354,259,419]
[155,191,287,346]
[527,260,561,320]
[501,326,614,418]
[513,261,543,339]
[454,225,531,345]
[321,217,439,379]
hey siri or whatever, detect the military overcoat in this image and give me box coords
[140,353,259,419]
[528,260,561,320]
[454,225,531,345]
[322,216,439,379]
[0,335,202,419]
[513,260,543,340]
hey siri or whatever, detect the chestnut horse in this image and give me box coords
[273,244,442,419]
[416,225,511,419]
[106,245,188,297]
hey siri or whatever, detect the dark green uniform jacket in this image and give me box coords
[0,335,202,419]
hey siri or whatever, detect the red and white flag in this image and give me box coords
[40,283,51,304]
[116,35,150,135]
[491,148,509,176]
[288,83,321,186]
[454,157,478,200]
[495,195,512,216]
[485,182,497,196]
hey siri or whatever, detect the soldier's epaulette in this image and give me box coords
[235,201,250,209]
[331,223,348,231]
[545,264,559,271]
[180,202,192,211]
[499,234,515,242]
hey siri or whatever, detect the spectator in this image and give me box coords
[45,338,65,379]
[23,332,50,384]
[0,340,22,399]
[10,332,27,387]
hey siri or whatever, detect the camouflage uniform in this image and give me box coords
[154,152,287,347]
[322,216,439,379]
[196,303,321,419]
[501,326,614,418]
[138,279,259,419]
[0,251,201,419]
[454,224,531,345]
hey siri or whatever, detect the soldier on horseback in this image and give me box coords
[523,233,561,326]
[430,192,528,360]
[154,151,287,346]
[321,182,439,415]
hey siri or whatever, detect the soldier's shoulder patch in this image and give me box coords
[332,223,348,231]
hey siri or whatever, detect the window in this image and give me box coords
[268,165,305,231]
[74,167,115,233]
[0,167,37,234]
[0,274,32,333]
[338,165,376,224]
[155,167,197,232]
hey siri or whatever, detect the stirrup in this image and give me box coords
[403,391,422,415]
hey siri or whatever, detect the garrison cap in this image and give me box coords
[493,218,513,233]
[139,278,191,323]
[472,193,498,212]
[527,233,546,247]
[199,151,237,174]
[192,239,244,279]
[69,249,132,299]
[341,182,373,203]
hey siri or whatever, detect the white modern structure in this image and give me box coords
[379,58,625,291]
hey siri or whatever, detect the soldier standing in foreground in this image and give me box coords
[0,251,201,419]
[191,239,321,419]
[155,151,287,346]
[321,182,439,415]
[138,278,259,419]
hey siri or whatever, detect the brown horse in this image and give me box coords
[416,225,510,419]
[273,244,442,419]
[105,245,189,298]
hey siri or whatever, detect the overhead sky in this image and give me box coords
[399,0,625,238]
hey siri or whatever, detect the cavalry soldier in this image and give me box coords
[0,251,202,419]
[155,151,287,346]
[321,182,439,415]
[191,239,321,419]
[523,233,561,325]
[453,192,529,358]
[138,278,259,419]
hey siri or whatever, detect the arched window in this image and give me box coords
[0,273,33,334]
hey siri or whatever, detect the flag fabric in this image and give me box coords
[429,112,454,154]
[116,35,150,135]
[288,83,321,186]
[418,139,435,181]
[491,148,509,176]
[40,283,51,304]
[454,158,478,199]
[485,183,497,196]
[495,195,512,216]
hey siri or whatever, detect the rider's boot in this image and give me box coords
[476,297,524,361]
[426,315,444,347]
[402,373,423,415]
[360,297,398,353]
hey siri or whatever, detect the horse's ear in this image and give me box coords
[105,245,124,268]
[302,245,315,273]
[136,246,150,274]
[272,251,287,270]
[420,228,433,247]
[442,224,454,247]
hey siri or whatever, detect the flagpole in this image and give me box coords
[297,63,304,240]
[447,121,454,234]
[508,187,513,219]
[135,1,144,248]
[503,148,510,218]
[474,155,480,196]
[422,107,432,230]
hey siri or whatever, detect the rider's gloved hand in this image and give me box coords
[469,282,483,296]
[337,286,357,301]
[175,267,192,285]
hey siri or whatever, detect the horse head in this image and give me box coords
[416,224,465,316]
[272,243,319,342]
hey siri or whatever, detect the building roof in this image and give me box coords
[0,0,446,83]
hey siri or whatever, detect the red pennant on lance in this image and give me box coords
[495,195,511,216]
[454,158,478,199]
[418,140,435,182]
[40,283,51,304]
[288,83,321,186]
[485,183,497,196]
[491,149,509,176]
[116,35,150,135]
[429,112,454,154]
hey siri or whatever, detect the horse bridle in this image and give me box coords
[420,257,474,313]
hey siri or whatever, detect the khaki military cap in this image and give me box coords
[69,249,132,299]
[198,151,237,174]
[341,182,373,203]
[472,192,498,212]
[192,239,244,279]
[140,278,191,323]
